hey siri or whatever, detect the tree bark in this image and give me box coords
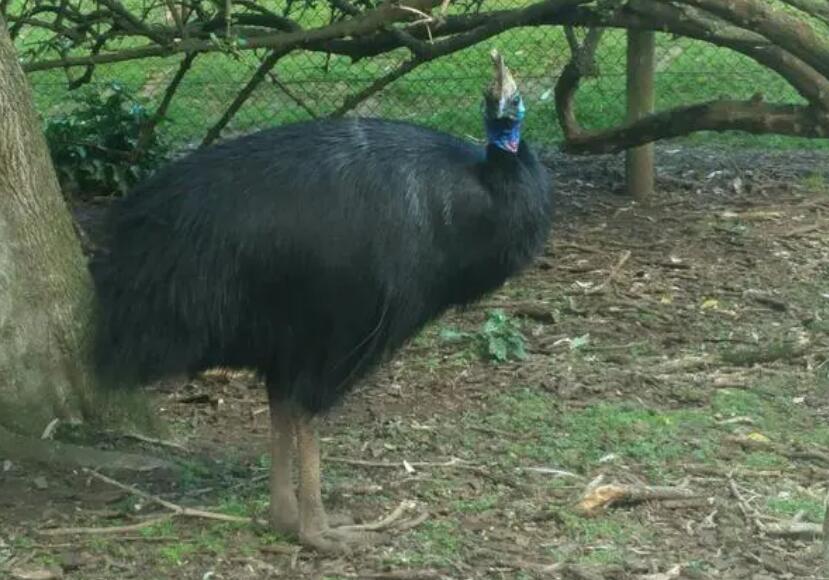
[0,15,98,435]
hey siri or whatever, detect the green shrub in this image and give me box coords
[440,309,527,363]
[44,82,169,198]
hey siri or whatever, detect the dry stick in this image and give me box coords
[339,501,420,532]
[107,431,188,452]
[727,477,768,533]
[38,515,173,536]
[325,456,466,469]
[764,521,823,539]
[82,468,256,524]
[85,468,421,536]
[576,482,701,515]
[584,250,632,295]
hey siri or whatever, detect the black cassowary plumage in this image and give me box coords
[93,117,552,413]
[91,51,553,551]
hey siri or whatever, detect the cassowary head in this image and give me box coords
[484,49,525,123]
[483,50,525,153]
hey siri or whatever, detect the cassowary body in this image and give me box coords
[93,52,553,551]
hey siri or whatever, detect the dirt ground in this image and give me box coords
[2,145,829,580]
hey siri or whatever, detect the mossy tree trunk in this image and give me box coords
[0,15,97,435]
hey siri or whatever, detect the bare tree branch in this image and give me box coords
[332,57,423,117]
[22,0,444,71]
[263,67,318,119]
[678,0,829,82]
[201,47,287,147]
[135,50,198,155]
[562,100,829,155]
[10,0,829,153]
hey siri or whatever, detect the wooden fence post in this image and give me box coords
[625,30,655,200]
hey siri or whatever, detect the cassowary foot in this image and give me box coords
[298,502,420,553]
[299,526,387,554]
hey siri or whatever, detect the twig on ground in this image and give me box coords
[39,468,260,536]
[325,456,465,469]
[726,436,829,468]
[339,501,417,532]
[763,521,822,539]
[106,431,188,452]
[728,477,766,531]
[82,469,254,524]
[38,515,173,536]
[584,250,631,295]
[522,466,584,479]
[661,498,713,510]
[577,482,701,515]
[40,419,59,440]
[474,545,562,575]
[394,511,430,531]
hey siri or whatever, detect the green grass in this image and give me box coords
[458,366,828,477]
[389,520,466,567]
[767,493,825,523]
[17,3,828,151]
[476,388,715,472]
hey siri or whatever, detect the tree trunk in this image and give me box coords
[0,16,97,435]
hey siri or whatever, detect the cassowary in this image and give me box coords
[92,50,553,552]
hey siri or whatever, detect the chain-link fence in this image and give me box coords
[26,12,804,152]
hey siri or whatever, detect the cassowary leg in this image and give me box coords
[295,413,384,553]
[268,401,300,534]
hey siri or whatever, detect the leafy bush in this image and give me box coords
[440,309,527,363]
[480,309,527,363]
[44,82,169,199]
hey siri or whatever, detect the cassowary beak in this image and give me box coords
[487,49,520,119]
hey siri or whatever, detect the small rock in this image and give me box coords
[2,460,12,472]
[32,476,48,490]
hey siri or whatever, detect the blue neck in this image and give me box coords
[485,117,523,154]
